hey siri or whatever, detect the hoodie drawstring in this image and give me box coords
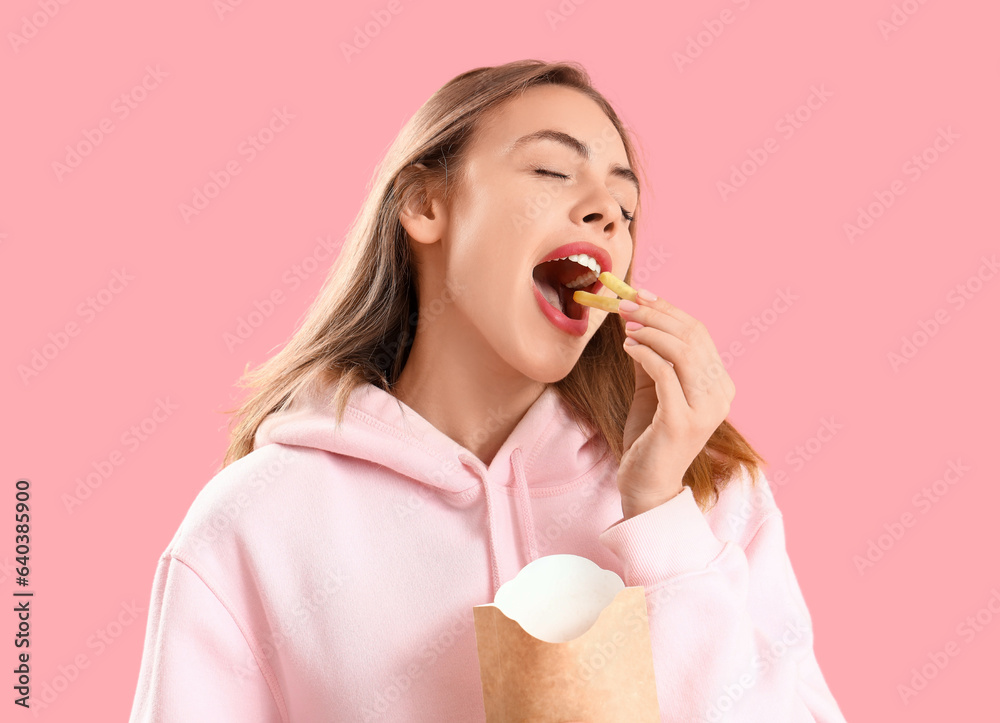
[511,447,539,564]
[462,447,540,600]
[478,463,503,598]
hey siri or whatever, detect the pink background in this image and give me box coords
[3,0,998,719]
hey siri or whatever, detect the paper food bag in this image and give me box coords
[473,554,660,722]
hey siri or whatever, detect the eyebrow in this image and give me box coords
[504,129,640,195]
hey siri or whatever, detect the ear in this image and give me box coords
[398,162,449,247]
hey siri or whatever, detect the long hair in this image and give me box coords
[220,59,767,512]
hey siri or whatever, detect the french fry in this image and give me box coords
[598,271,638,302]
[573,290,620,313]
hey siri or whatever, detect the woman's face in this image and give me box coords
[405,84,638,385]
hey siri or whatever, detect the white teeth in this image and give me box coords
[564,271,597,289]
[560,253,601,274]
[535,252,603,301]
[554,253,600,289]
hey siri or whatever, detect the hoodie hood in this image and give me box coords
[253,377,612,597]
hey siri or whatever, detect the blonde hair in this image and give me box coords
[220,59,767,511]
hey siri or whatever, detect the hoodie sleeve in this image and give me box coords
[598,483,848,723]
[129,554,287,723]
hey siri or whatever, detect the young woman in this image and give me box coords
[129,60,848,722]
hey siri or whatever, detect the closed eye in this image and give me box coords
[533,167,634,223]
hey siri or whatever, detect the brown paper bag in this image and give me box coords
[473,554,660,722]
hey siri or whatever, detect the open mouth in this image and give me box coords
[531,256,605,321]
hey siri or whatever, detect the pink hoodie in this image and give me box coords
[128,378,849,722]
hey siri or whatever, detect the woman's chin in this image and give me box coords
[518,352,584,385]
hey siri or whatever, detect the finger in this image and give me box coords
[625,299,734,401]
[619,309,692,358]
[618,300,700,348]
[633,287,702,328]
[622,339,692,427]
[625,325,718,406]
[622,293,736,404]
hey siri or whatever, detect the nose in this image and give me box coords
[581,201,628,270]
[583,212,620,235]
[580,189,628,237]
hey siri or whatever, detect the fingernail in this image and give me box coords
[618,299,639,312]
[637,288,657,302]
[625,321,643,331]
